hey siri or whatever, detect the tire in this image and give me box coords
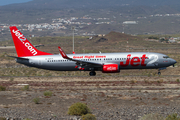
[89,71,96,76]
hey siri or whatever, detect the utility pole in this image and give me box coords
[122,25,125,34]
[126,38,129,51]
[72,26,75,53]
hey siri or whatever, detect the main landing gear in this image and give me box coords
[89,71,96,76]
[158,69,161,75]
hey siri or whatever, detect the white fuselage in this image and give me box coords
[16,52,176,71]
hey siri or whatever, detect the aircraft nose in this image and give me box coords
[171,59,177,65]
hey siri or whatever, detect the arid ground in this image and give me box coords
[0,75,180,120]
[0,33,180,119]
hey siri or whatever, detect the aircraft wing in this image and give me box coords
[58,46,103,67]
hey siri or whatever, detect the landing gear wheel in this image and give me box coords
[158,72,161,75]
[89,71,96,76]
[158,68,161,76]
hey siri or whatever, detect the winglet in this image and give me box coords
[58,46,69,59]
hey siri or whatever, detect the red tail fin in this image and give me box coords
[10,26,52,57]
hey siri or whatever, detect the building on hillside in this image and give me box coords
[98,34,106,37]
[123,21,138,24]
[169,37,177,43]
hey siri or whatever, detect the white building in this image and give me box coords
[123,21,138,24]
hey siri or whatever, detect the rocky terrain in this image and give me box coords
[0,76,180,120]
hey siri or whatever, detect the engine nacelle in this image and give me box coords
[102,64,120,73]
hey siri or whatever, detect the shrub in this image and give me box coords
[139,113,164,120]
[68,102,91,116]
[0,117,6,120]
[44,90,52,97]
[131,80,137,84]
[81,114,96,120]
[166,113,180,120]
[0,86,6,91]
[10,77,14,82]
[23,119,32,120]
[33,97,40,104]
[22,85,29,91]
[148,36,159,40]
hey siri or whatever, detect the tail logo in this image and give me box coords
[24,42,37,55]
[12,29,37,56]
[12,30,26,42]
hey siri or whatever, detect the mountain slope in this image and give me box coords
[1,0,180,10]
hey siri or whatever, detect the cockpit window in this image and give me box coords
[163,56,169,59]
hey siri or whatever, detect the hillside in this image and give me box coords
[105,31,138,40]
[2,0,180,9]
[0,0,180,35]
[0,0,179,24]
[1,0,180,13]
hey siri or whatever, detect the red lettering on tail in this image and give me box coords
[10,26,52,57]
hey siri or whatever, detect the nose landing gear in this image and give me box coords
[157,67,167,76]
[158,69,161,75]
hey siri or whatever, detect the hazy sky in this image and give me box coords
[0,0,32,6]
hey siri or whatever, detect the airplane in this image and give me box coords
[9,26,177,76]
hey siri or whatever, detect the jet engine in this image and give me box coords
[102,64,120,73]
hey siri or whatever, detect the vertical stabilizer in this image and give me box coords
[10,26,52,57]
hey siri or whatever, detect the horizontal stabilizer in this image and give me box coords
[7,55,29,60]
